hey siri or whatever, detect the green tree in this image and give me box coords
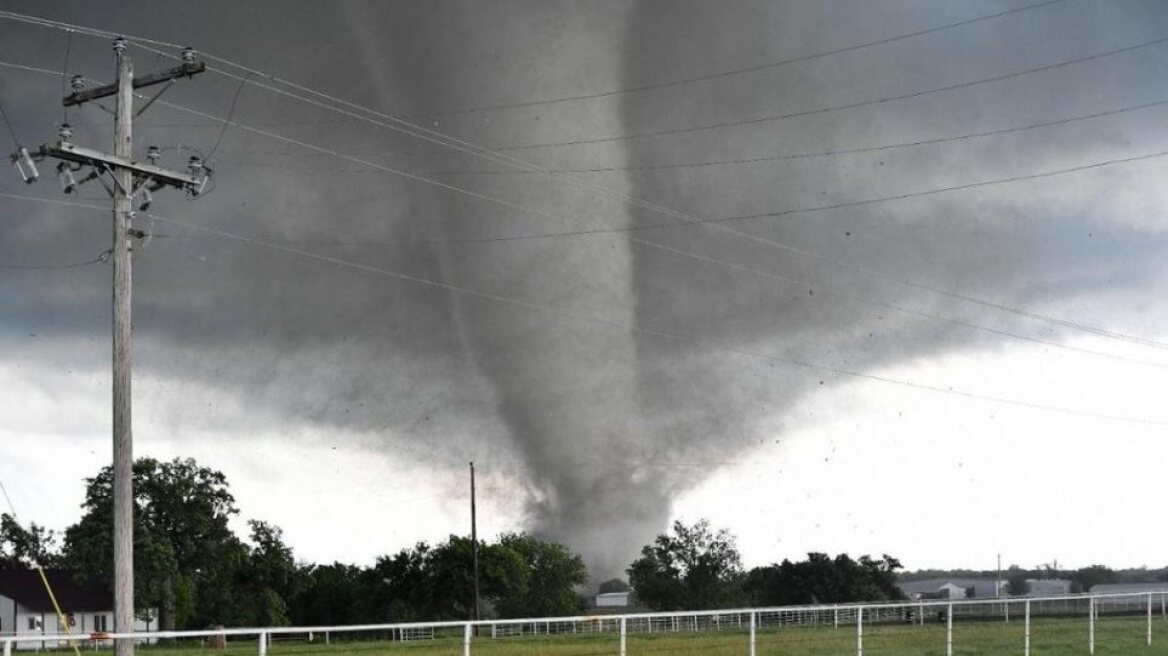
[63,457,244,629]
[494,533,587,617]
[290,563,372,626]
[743,553,904,606]
[1006,567,1031,596]
[598,578,630,594]
[627,519,744,611]
[0,514,60,567]
[1070,565,1117,593]
[237,521,305,626]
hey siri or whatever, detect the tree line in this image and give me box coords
[1,457,906,629]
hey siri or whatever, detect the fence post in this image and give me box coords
[619,617,626,656]
[918,602,924,626]
[856,606,863,656]
[834,605,839,629]
[1150,593,1154,647]
[3,638,11,656]
[946,603,953,656]
[1089,597,1096,655]
[462,623,471,656]
[258,631,267,656]
[749,611,756,656]
[1024,599,1031,656]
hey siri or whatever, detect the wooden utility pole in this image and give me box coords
[470,461,480,621]
[10,37,208,656]
[111,40,134,656]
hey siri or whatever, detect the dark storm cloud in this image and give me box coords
[3,0,1168,577]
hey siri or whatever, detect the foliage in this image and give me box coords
[1006,567,1031,596]
[598,578,630,594]
[743,553,904,606]
[358,533,586,621]
[61,457,287,629]
[0,513,60,568]
[628,519,744,611]
[494,532,587,617]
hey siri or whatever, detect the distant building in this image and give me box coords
[1091,583,1168,595]
[595,592,630,608]
[1025,579,1072,597]
[0,569,157,650]
[899,578,1004,600]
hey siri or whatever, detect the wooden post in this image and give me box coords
[111,40,135,656]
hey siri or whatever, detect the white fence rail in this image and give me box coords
[4,590,1167,655]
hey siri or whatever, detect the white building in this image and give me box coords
[0,569,157,650]
[595,592,630,608]
[899,578,1005,600]
[1025,579,1072,597]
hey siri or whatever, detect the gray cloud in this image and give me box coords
[3,0,1168,578]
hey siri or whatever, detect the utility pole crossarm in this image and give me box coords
[63,61,206,107]
[40,141,200,189]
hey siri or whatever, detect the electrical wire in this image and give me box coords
[0,249,110,270]
[4,56,1168,355]
[138,210,1168,428]
[5,190,1166,427]
[494,34,1168,152]
[426,96,1168,176]
[0,97,19,148]
[206,74,249,159]
[59,29,72,126]
[0,1,1072,117]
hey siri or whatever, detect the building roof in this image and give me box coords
[0,569,111,612]
[898,578,999,594]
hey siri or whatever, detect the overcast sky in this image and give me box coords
[3,0,1168,582]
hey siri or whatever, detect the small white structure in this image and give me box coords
[1025,579,1072,597]
[899,578,1005,600]
[0,569,157,649]
[595,592,630,608]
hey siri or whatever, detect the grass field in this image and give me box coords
[117,616,1168,656]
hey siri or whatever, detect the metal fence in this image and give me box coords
[4,590,1166,655]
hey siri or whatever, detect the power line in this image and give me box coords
[426,97,1168,176]
[0,0,1072,118]
[0,249,110,270]
[0,97,19,148]
[206,74,249,159]
[138,211,1168,429]
[2,190,1166,427]
[495,34,1168,152]
[5,56,1166,355]
[9,187,1163,371]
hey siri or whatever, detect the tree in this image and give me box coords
[494,533,587,617]
[236,521,305,626]
[1006,567,1031,596]
[743,553,903,606]
[1070,565,1117,594]
[290,563,372,626]
[1,514,59,567]
[63,457,245,629]
[598,578,630,594]
[627,519,744,611]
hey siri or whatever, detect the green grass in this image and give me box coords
[117,616,1168,656]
